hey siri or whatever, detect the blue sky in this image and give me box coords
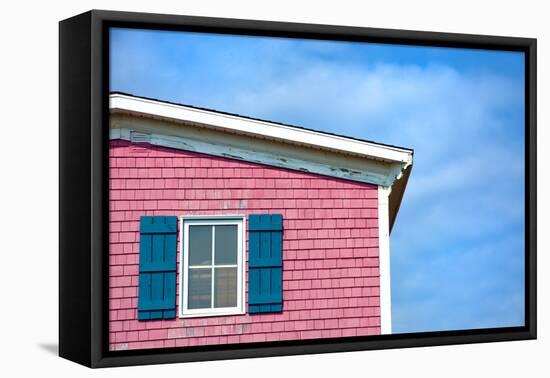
[110,28,525,333]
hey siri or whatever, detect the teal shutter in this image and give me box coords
[137,216,178,320]
[248,214,283,313]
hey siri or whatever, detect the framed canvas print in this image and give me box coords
[59,10,536,368]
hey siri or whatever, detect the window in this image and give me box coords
[180,216,245,317]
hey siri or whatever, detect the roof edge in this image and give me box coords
[109,92,414,164]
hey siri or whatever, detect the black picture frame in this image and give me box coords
[59,9,537,368]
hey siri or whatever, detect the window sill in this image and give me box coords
[179,309,246,318]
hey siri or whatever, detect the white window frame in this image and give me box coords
[179,215,246,318]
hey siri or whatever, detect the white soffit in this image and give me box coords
[110,93,413,165]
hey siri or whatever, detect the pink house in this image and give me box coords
[108,93,414,351]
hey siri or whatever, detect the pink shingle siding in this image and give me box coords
[109,139,381,351]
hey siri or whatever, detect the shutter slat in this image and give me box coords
[137,216,178,320]
[271,231,282,262]
[248,214,283,314]
[140,233,152,267]
[151,272,163,308]
[271,267,282,303]
[260,268,270,299]
[152,234,164,266]
[137,274,152,317]
[260,232,270,261]
[165,232,177,271]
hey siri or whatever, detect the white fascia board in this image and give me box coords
[110,94,413,165]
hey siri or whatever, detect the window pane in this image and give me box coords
[189,225,212,266]
[214,267,238,308]
[214,225,238,265]
[188,268,212,309]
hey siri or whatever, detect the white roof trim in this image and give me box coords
[110,93,413,165]
[378,186,392,334]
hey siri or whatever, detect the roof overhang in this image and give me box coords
[109,93,413,231]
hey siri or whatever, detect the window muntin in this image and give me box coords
[180,217,245,317]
